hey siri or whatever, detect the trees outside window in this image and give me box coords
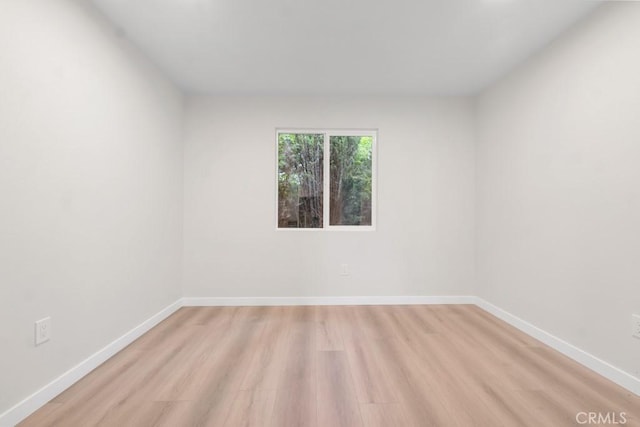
[278,133,324,228]
[277,130,376,230]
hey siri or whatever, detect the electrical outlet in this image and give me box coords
[632,314,640,340]
[340,264,350,276]
[35,317,51,346]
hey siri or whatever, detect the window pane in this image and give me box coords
[330,135,373,226]
[278,133,324,228]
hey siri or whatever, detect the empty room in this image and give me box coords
[1,0,640,426]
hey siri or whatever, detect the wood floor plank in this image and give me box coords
[360,308,473,427]
[142,326,218,401]
[94,401,178,427]
[173,307,269,425]
[316,305,345,351]
[223,388,276,427]
[49,348,146,404]
[316,351,362,427]
[453,306,640,421]
[339,306,399,404]
[126,307,202,351]
[517,389,590,427]
[240,306,292,393]
[16,402,63,427]
[40,324,204,426]
[269,306,317,427]
[408,306,545,394]
[18,305,640,427]
[359,403,408,427]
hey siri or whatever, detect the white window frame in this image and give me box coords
[275,129,377,231]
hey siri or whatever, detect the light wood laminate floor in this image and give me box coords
[20,305,640,426]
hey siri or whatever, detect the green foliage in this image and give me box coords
[330,136,372,226]
[278,133,324,228]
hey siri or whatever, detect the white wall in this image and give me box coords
[0,0,183,414]
[477,2,640,380]
[183,96,475,298]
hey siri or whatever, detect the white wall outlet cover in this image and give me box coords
[632,314,640,340]
[35,317,51,346]
[340,264,350,276]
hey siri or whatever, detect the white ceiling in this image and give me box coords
[91,0,600,95]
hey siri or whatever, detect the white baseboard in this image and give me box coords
[182,295,477,306]
[475,298,640,397]
[0,299,183,427]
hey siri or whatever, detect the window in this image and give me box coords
[277,130,376,230]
